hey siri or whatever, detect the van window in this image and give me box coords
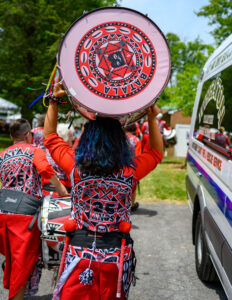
[194,65,232,157]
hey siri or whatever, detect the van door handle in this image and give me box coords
[196,172,202,177]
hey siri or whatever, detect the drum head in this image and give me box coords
[59,7,171,116]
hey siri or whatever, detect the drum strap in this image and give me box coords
[0,189,42,230]
[68,229,133,249]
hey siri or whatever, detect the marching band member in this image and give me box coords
[141,113,170,153]
[124,123,142,212]
[32,116,73,192]
[141,119,150,153]
[0,118,67,300]
[124,123,142,158]
[43,80,163,300]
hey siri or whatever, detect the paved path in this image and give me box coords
[0,202,227,300]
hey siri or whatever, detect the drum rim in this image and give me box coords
[58,6,172,117]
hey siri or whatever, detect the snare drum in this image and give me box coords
[58,7,171,125]
[40,195,71,269]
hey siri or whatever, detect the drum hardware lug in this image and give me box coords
[40,234,46,240]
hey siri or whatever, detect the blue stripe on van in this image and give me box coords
[187,153,232,227]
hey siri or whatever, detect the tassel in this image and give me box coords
[79,268,94,285]
[79,231,96,285]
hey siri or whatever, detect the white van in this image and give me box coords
[186,34,232,299]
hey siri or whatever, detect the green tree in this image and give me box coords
[0,0,117,122]
[196,0,232,44]
[166,33,186,86]
[159,34,214,115]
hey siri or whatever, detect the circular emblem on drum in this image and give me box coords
[75,22,156,100]
[58,7,171,118]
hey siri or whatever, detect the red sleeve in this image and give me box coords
[164,122,170,130]
[135,139,142,156]
[141,122,146,133]
[33,147,55,180]
[135,123,141,135]
[44,133,75,178]
[133,148,163,181]
[141,134,149,153]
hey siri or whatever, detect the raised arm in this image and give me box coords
[44,80,67,138]
[148,104,164,153]
[33,147,67,196]
[43,79,75,177]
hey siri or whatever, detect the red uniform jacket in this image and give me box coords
[0,143,54,299]
[45,133,162,300]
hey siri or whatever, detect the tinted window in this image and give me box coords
[194,65,232,156]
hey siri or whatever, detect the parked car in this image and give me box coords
[186,34,232,299]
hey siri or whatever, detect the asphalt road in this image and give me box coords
[0,202,228,300]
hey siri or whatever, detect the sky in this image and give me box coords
[120,0,215,45]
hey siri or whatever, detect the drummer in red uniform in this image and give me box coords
[43,80,163,300]
[156,113,170,135]
[0,118,67,300]
[32,115,73,192]
[31,114,46,147]
[141,119,149,152]
[124,123,141,211]
[141,113,170,153]
[124,123,142,158]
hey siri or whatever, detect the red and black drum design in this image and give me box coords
[75,22,156,100]
[58,7,171,123]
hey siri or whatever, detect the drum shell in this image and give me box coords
[41,197,71,268]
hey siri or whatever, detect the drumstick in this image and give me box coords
[57,219,76,281]
[116,221,131,298]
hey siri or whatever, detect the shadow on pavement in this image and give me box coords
[131,207,157,217]
[205,282,228,300]
[131,224,139,229]
[25,295,52,300]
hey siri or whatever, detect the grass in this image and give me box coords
[0,138,187,202]
[0,133,12,151]
[136,156,187,202]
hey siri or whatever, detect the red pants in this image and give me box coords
[60,260,126,300]
[0,213,41,299]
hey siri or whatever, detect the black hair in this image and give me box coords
[124,123,137,133]
[9,118,31,139]
[75,117,133,176]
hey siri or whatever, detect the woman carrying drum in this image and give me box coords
[43,79,163,300]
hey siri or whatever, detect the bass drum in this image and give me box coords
[39,195,71,269]
[58,7,171,125]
